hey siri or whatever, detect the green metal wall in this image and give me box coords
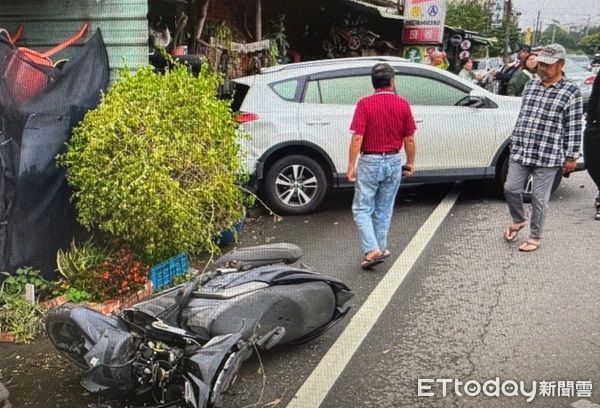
[0,0,149,79]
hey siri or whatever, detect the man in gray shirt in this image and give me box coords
[503,44,583,252]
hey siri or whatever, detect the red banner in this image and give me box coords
[402,27,442,43]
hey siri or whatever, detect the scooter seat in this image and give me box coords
[214,243,302,270]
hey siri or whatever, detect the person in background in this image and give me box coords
[507,53,538,96]
[583,73,600,220]
[347,63,417,269]
[503,44,583,252]
[496,43,531,95]
[589,53,600,74]
[429,50,449,70]
[458,57,483,84]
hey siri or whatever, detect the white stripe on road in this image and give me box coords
[287,184,462,408]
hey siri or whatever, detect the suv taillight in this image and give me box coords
[235,112,259,124]
[584,75,596,85]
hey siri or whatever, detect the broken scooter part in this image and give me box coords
[45,243,353,407]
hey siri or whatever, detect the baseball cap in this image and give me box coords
[517,43,531,52]
[536,44,566,65]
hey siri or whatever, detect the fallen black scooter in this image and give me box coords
[45,243,353,408]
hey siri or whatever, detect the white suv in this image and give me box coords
[232,56,563,215]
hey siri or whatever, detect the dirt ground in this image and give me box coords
[0,334,96,407]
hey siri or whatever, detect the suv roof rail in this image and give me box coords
[260,56,409,74]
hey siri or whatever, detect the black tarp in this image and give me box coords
[0,29,109,280]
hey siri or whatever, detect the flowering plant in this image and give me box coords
[57,241,149,302]
[97,246,149,301]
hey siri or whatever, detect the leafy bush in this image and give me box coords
[1,267,59,300]
[60,62,245,263]
[64,287,93,303]
[579,32,600,55]
[0,292,45,343]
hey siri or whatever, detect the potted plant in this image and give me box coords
[170,11,188,56]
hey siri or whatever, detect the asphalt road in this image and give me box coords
[1,172,600,408]
[225,172,600,408]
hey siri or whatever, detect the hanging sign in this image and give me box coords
[491,0,504,28]
[402,0,448,44]
[402,46,428,63]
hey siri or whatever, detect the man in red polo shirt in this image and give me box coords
[347,63,417,269]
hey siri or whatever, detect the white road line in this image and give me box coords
[287,184,462,408]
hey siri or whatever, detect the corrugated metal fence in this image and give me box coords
[0,0,149,79]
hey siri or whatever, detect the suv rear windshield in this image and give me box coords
[230,82,250,112]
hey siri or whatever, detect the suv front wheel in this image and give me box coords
[263,155,328,215]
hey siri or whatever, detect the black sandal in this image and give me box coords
[360,254,385,269]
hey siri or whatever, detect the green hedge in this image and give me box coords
[61,63,245,263]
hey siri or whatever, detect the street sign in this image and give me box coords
[491,0,504,28]
[402,46,425,63]
[402,0,447,44]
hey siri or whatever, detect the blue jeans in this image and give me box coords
[352,153,402,255]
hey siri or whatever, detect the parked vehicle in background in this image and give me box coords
[564,57,596,108]
[231,56,570,215]
[567,54,591,70]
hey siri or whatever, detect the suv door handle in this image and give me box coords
[306,119,331,126]
[415,119,423,123]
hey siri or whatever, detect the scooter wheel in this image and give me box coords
[45,304,91,368]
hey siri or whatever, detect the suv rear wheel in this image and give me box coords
[263,155,328,215]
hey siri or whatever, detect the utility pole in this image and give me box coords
[533,9,541,47]
[256,0,262,41]
[584,15,591,36]
[503,0,512,62]
[551,19,560,44]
